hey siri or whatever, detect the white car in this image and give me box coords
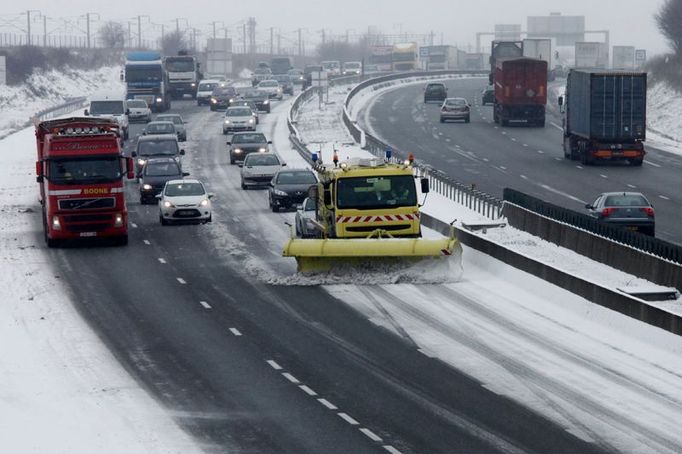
[240,153,286,189]
[223,107,257,134]
[342,61,362,75]
[256,80,283,100]
[126,99,152,123]
[158,179,213,225]
[85,92,130,140]
[196,79,220,106]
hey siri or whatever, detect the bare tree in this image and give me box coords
[656,0,682,56]
[98,21,126,49]
[160,31,188,56]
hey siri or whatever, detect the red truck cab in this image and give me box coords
[35,117,135,246]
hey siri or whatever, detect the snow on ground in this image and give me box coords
[0,66,122,139]
[0,123,202,453]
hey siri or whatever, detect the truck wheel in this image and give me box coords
[116,235,129,246]
[629,158,643,167]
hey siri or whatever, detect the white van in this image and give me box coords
[84,91,130,141]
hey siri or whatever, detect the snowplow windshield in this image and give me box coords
[336,175,417,209]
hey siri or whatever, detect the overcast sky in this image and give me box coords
[6,0,669,54]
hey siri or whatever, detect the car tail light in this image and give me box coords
[601,207,616,217]
[640,207,655,217]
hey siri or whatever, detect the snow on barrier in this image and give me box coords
[31,97,88,123]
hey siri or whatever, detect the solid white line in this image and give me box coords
[176,277,187,284]
[199,301,212,309]
[645,160,662,168]
[158,258,166,264]
[337,412,359,425]
[550,121,563,131]
[229,328,242,336]
[131,222,138,228]
[318,398,338,410]
[383,446,403,454]
[360,428,383,442]
[282,372,300,384]
[266,360,283,370]
[143,240,151,245]
[659,195,670,200]
[299,385,317,396]
[538,184,588,204]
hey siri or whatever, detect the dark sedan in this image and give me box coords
[585,192,656,236]
[268,168,318,212]
[482,85,495,105]
[227,132,271,165]
[424,83,447,103]
[210,86,239,111]
[241,89,271,113]
[138,158,188,204]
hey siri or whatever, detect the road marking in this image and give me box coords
[267,360,283,370]
[482,158,489,162]
[249,233,258,240]
[158,258,167,264]
[659,195,670,200]
[299,385,317,396]
[576,165,583,169]
[232,216,239,222]
[282,372,300,384]
[360,428,383,442]
[539,184,588,204]
[229,328,242,336]
[520,175,528,180]
[599,174,608,179]
[494,126,499,130]
[554,157,562,161]
[501,131,507,135]
[523,143,528,147]
[500,166,507,170]
[550,121,563,131]
[338,413,359,425]
[511,138,517,142]
[199,301,212,309]
[645,160,662,168]
[143,240,151,245]
[131,222,138,228]
[537,150,544,154]
[318,398,338,410]
[177,277,187,284]
[627,184,637,189]
[383,446,403,454]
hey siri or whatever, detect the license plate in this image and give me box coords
[80,232,97,237]
[176,210,195,217]
[626,226,638,231]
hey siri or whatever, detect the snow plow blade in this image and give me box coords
[282,235,461,274]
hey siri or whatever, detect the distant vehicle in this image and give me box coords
[363,64,381,74]
[494,57,547,127]
[585,192,655,236]
[158,179,213,225]
[210,85,238,111]
[392,43,418,71]
[196,80,221,106]
[440,98,471,123]
[155,114,187,142]
[288,69,304,85]
[424,83,447,103]
[230,99,260,124]
[84,92,130,141]
[142,121,176,137]
[139,157,188,204]
[367,45,393,72]
[560,69,647,166]
[227,132,271,164]
[241,89,271,113]
[164,54,200,99]
[223,106,257,135]
[321,61,341,77]
[126,99,151,123]
[124,51,171,112]
[240,152,284,189]
[342,61,362,75]
[481,85,495,105]
[270,56,293,75]
[303,65,323,90]
[205,74,228,82]
[256,61,270,70]
[295,197,318,238]
[132,135,184,175]
[252,67,273,86]
[257,80,284,100]
[268,168,318,212]
[272,74,294,95]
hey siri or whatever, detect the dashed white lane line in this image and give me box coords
[600,174,608,179]
[158,258,167,264]
[131,222,138,228]
[523,143,528,147]
[576,165,583,169]
[231,216,239,222]
[318,398,338,410]
[659,195,671,200]
[176,277,187,285]
[520,175,528,180]
[143,239,151,245]
[267,360,283,370]
[282,372,300,384]
[229,328,242,336]
[360,428,383,442]
[550,121,563,131]
[249,233,258,240]
[500,166,507,170]
[299,385,318,396]
[627,184,637,189]
[482,158,489,162]
[383,446,403,454]
[338,412,359,425]
[537,150,544,154]
[511,138,517,142]
[554,157,562,161]
[645,160,662,168]
[199,301,212,310]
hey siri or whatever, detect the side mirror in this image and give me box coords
[126,109,131,115]
[585,204,593,209]
[268,141,272,144]
[180,150,185,155]
[126,157,135,179]
[208,193,215,199]
[83,109,89,116]
[558,96,564,107]
[420,178,430,194]
[323,187,332,206]
[238,163,243,168]
[155,194,162,199]
[182,172,190,177]
[131,151,137,158]
[281,163,287,166]
[226,141,231,145]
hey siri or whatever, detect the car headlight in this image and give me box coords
[156,97,163,103]
[263,100,269,104]
[191,82,196,87]
[248,119,255,124]
[274,189,288,197]
[224,120,230,124]
[211,98,217,103]
[142,184,152,190]
[258,147,267,152]
[163,201,174,208]
[229,98,234,103]
[233,148,242,154]
[137,158,146,165]
[200,199,209,207]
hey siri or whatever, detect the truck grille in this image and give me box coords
[63,214,112,223]
[59,198,115,210]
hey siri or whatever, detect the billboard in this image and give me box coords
[528,14,585,46]
[575,42,609,69]
[612,46,635,70]
[206,38,233,76]
[635,49,647,68]
[495,24,522,41]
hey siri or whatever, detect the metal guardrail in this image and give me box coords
[504,188,682,265]
[32,97,88,123]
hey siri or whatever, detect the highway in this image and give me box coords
[40,98,608,453]
[358,77,682,244]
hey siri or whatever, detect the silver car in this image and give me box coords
[156,114,187,141]
[126,99,151,123]
[240,153,285,189]
[295,197,318,238]
[223,107,257,134]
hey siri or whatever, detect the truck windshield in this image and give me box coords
[48,157,122,184]
[125,67,162,83]
[89,101,124,115]
[336,175,417,210]
[166,60,195,72]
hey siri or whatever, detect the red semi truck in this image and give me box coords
[35,117,135,246]
[493,57,548,127]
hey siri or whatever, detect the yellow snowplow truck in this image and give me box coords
[282,154,461,273]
